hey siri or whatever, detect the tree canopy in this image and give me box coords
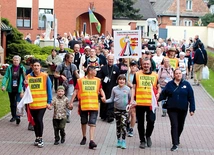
[201,13,214,26]
[113,0,143,20]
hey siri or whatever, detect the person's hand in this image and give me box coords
[156,93,160,100]
[1,86,6,91]
[47,104,52,110]
[49,62,53,65]
[69,103,73,110]
[101,96,106,103]
[190,112,194,116]
[20,92,24,98]
[61,75,67,81]
[24,80,28,85]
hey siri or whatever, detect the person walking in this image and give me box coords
[1,55,26,125]
[69,66,106,149]
[46,49,62,92]
[54,53,79,123]
[104,74,131,149]
[51,85,73,145]
[26,59,52,148]
[193,42,207,86]
[159,69,195,151]
[130,57,161,149]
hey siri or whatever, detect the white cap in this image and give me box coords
[179,52,185,56]
[84,46,91,50]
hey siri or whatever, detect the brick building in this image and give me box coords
[0,0,113,40]
[153,0,210,28]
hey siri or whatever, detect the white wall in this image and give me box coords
[207,27,214,48]
[166,26,208,47]
[17,0,32,8]
[39,0,54,9]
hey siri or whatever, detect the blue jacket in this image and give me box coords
[159,79,195,112]
[194,48,207,65]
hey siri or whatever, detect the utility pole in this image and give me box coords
[176,0,180,26]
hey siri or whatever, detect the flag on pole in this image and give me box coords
[151,85,158,113]
[17,84,35,125]
[88,8,101,33]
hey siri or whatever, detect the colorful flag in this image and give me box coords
[88,8,101,33]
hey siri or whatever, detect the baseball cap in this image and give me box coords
[57,85,65,91]
[130,60,138,66]
[84,46,91,50]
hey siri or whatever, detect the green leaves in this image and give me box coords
[201,13,214,26]
[113,0,143,20]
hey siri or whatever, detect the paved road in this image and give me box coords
[0,82,214,155]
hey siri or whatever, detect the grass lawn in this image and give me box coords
[201,69,214,98]
[0,89,10,118]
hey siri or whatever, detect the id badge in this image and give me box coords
[104,76,109,83]
[13,80,18,87]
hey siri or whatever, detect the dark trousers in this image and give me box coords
[114,109,128,140]
[100,101,114,121]
[167,109,187,145]
[49,75,58,92]
[8,92,20,119]
[30,108,46,137]
[136,106,156,142]
[53,119,66,141]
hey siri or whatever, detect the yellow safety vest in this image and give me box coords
[27,72,48,109]
[78,77,100,111]
[135,71,158,106]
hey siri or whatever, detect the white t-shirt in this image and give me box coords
[179,58,188,74]
[152,55,164,69]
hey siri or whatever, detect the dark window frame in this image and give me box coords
[16,7,31,28]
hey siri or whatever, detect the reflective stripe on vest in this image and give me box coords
[135,71,158,106]
[78,77,100,111]
[27,73,48,109]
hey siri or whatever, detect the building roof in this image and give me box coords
[1,22,12,31]
[153,0,174,16]
[133,0,157,20]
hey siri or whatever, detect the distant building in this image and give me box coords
[0,0,113,40]
[112,0,157,38]
[152,0,210,28]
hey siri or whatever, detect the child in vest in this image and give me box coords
[104,74,131,149]
[51,85,73,145]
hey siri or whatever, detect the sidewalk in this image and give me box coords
[0,82,214,155]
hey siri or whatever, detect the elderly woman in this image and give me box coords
[46,49,62,92]
[1,55,26,124]
[158,69,195,151]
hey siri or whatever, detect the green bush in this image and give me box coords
[207,52,214,72]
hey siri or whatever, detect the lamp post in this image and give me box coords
[176,0,180,26]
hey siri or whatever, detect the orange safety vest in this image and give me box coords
[77,77,101,111]
[27,72,48,109]
[135,71,158,106]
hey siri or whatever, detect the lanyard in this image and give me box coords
[106,65,114,79]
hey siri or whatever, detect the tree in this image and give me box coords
[201,13,214,26]
[113,0,143,20]
[208,0,214,7]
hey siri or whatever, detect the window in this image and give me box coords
[17,8,31,28]
[186,0,192,10]
[38,8,53,29]
[184,20,192,26]
[172,20,176,26]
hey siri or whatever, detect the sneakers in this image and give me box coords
[171,145,178,151]
[89,140,97,149]
[117,139,121,148]
[34,138,39,146]
[10,117,16,122]
[128,128,133,137]
[80,137,86,145]
[146,137,152,147]
[121,140,126,149]
[54,140,59,145]
[38,138,44,148]
[139,142,146,149]
[162,112,167,117]
[16,118,21,125]
[66,115,70,123]
[28,123,34,131]
[192,83,200,86]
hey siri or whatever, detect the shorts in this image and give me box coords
[80,110,98,126]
